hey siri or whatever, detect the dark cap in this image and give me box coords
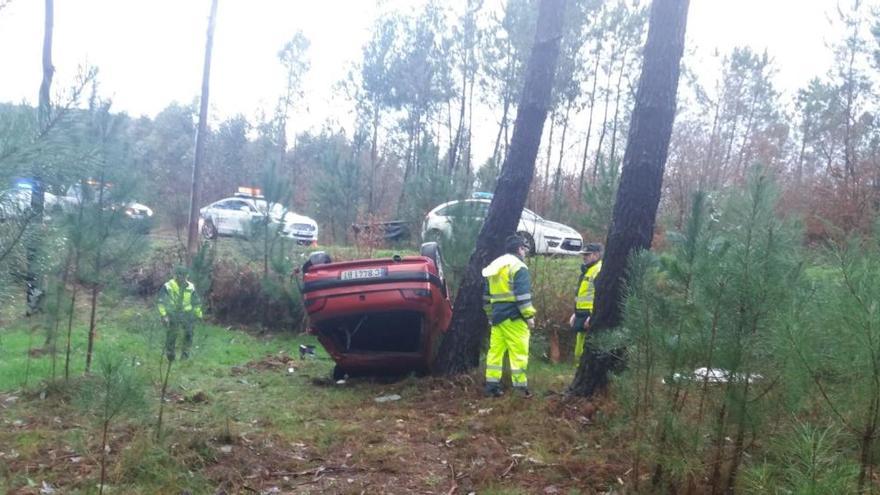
[581,243,603,254]
[504,234,527,253]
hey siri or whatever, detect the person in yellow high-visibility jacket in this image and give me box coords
[482,235,536,398]
[570,243,602,363]
[157,265,203,361]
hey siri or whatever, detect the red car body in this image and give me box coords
[302,248,451,377]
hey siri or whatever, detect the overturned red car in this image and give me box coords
[301,243,452,379]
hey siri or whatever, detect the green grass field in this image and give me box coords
[0,298,606,494]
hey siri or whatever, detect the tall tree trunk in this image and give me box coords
[38,0,54,129]
[465,52,476,181]
[492,41,515,165]
[85,173,108,373]
[542,110,556,210]
[701,95,722,188]
[591,47,616,180]
[553,99,573,197]
[570,0,689,397]
[27,0,53,316]
[843,43,857,200]
[368,103,380,213]
[734,85,761,179]
[796,119,810,187]
[608,45,631,166]
[434,0,567,375]
[578,46,602,194]
[186,0,219,262]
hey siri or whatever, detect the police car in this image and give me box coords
[420,192,583,255]
[199,187,319,246]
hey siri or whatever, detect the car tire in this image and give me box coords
[518,232,536,256]
[420,242,448,298]
[302,251,332,273]
[420,242,442,266]
[201,219,218,240]
[332,365,347,381]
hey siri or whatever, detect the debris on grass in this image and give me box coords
[374,394,401,403]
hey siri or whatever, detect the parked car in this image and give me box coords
[0,182,68,222]
[421,196,583,255]
[63,181,154,232]
[301,242,452,379]
[199,190,318,246]
[350,220,411,244]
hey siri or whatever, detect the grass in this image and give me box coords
[0,298,620,494]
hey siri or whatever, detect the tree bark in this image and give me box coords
[186,0,219,262]
[570,0,689,397]
[434,0,566,374]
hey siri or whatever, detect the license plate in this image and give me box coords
[340,268,386,281]
[569,240,582,247]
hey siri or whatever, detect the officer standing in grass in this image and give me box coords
[157,265,203,361]
[482,235,536,398]
[570,243,603,363]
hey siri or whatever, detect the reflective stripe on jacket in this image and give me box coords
[482,253,535,325]
[575,260,602,311]
[157,279,203,318]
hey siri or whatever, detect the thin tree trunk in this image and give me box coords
[578,45,602,193]
[608,45,631,166]
[720,100,742,183]
[465,55,476,181]
[64,185,85,381]
[186,0,219,261]
[368,103,380,213]
[701,95,722,188]
[591,59,615,179]
[99,419,109,495]
[26,0,53,317]
[734,86,760,179]
[434,0,567,374]
[570,0,689,397]
[85,173,108,374]
[156,357,173,441]
[796,120,810,187]
[48,248,72,379]
[85,284,100,373]
[553,100,573,197]
[543,110,556,210]
[38,0,54,129]
[449,51,469,174]
[492,96,510,165]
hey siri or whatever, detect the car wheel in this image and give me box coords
[518,232,536,256]
[302,251,332,273]
[332,365,347,381]
[201,219,218,240]
[420,242,448,298]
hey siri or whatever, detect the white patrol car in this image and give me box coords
[199,188,318,246]
[421,194,583,255]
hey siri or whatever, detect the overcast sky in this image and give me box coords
[0,0,860,137]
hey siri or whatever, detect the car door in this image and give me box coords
[205,200,231,234]
[519,209,540,238]
[223,199,256,236]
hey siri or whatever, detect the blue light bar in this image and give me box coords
[472,191,494,200]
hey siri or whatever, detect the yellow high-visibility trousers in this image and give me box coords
[485,318,530,389]
[574,332,586,364]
